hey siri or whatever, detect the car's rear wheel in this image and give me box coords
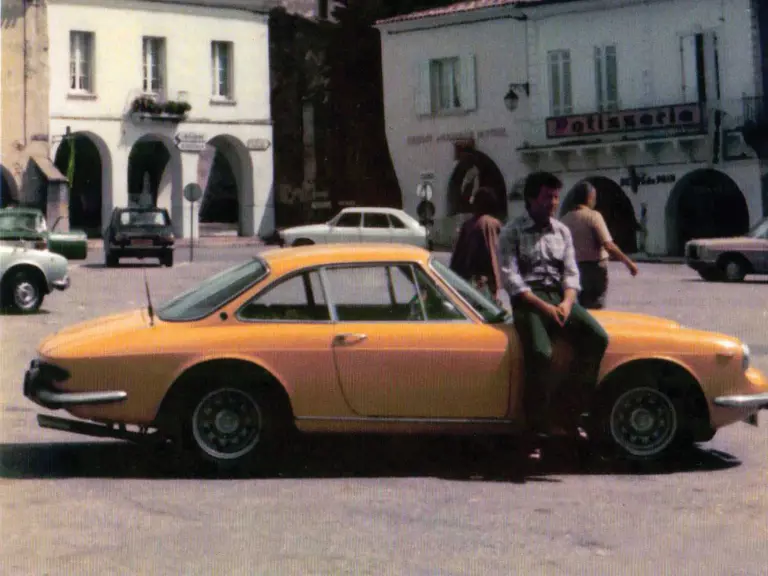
[292,238,314,247]
[698,269,721,282]
[720,257,747,282]
[162,252,173,267]
[105,252,119,268]
[177,380,285,475]
[4,270,44,313]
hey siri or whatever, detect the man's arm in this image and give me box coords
[558,227,581,321]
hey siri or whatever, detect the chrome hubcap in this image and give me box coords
[725,262,741,280]
[192,388,262,460]
[14,281,38,309]
[610,387,677,457]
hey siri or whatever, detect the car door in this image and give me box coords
[388,213,423,247]
[325,263,511,419]
[361,212,392,243]
[327,212,362,243]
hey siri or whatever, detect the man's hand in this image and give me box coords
[627,261,639,277]
[545,303,565,327]
[556,299,573,324]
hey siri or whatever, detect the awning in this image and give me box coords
[30,156,68,183]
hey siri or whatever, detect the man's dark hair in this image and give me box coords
[569,180,595,207]
[523,172,563,208]
[471,186,497,216]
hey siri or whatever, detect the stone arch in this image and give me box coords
[665,169,749,256]
[52,131,112,236]
[447,149,508,221]
[561,176,639,254]
[0,166,19,207]
[199,135,254,236]
[127,134,183,235]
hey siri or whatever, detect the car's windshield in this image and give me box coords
[747,217,768,239]
[0,213,43,233]
[120,210,169,227]
[157,258,270,321]
[430,258,508,323]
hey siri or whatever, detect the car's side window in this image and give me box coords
[363,213,390,229]
[412,267,466,321]
[335,213,361,228]
[388,215,407,229]
[238,271,330,322]
[325,264,426,322]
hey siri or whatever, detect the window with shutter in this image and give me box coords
[548,50,572,116]
[594,45,618,111]
[69,31,95,93]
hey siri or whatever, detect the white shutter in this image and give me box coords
[414,61,432,116]
[680,35,698,103]
[460,53,477,111]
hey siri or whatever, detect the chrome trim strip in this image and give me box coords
[296,415,516,425]
[36,389,128,406]
[713,392,768,409]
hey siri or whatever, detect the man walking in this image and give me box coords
[560,181,639,309]
[497,172,609,444]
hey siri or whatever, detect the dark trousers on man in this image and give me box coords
[512,288,609,434]
[577,260,609,310]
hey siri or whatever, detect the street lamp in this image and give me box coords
[504,83,530,112]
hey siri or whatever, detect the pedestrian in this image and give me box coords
[449,186,503,303]
[497,172,609,449]
[560,181,639,309]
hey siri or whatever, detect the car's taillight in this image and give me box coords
[114,234,126,244]
[34,240,47,250]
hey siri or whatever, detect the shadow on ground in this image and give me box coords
[82,262,164,270]
[0,435,741,483]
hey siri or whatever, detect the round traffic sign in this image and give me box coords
[183,183,203,203]
[417,200,435,221]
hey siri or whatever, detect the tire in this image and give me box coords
[105,252,119,268]
[177,380,286,475]
[720,257,746,282]
[292,238,314,247]
[4,269,44,313]
[591,378,688,462]
[163,252,174,267]
[698,269,721,282]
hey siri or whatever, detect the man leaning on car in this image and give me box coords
[497,172,610,450]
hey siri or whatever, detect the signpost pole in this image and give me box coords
[190,200,194,263]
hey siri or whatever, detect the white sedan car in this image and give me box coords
[0,244,70,313]
[277,207,429,248]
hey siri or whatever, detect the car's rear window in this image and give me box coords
[120,210,169,227]
[157,258,270,321]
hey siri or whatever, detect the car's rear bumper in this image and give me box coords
[109,245,174,258]
[23,359,127,410]
[50,275,70,291]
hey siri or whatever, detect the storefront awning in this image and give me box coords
[30,156,68,183]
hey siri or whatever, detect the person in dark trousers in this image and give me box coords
[497,172,610,449]
[449,186,503,303]
[560,181,639,309]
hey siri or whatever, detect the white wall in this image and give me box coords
[47,0,274,238]
[379,17,530,244]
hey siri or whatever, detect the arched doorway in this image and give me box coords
[1,166,19,207]
[665,169,749,255]
[447,149,508,221]
[127,135,182,233]
[198,135,253,236]
[53,132,110,236]
[561,176,639,254]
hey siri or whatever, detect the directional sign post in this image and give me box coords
[184,183,203,263]
[174,132,206,153]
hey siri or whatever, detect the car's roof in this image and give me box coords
[340,206,409,215]
[115,206,168,212]
[258,243,431,273]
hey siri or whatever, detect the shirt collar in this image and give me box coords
[521,213,555,232]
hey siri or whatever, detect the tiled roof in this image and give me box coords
[274,0,317,17]
[376,0,542,25]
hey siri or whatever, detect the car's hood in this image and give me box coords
[590,310,681,330]
[39,309,154,356]
[690,237,765,249]
[281,224,330,236]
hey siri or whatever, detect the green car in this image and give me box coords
[0,207,88,261]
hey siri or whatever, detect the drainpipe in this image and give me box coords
[22,0,28,147]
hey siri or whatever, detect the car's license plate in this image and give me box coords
[132,239,153,246]
[744,413,759,427]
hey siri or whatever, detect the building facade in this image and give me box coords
[48,0,275,239]
[378,0,766,255]
[1,0,63,211]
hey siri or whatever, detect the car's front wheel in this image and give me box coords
[3,269,44,313]
[720,256,747,282]
[698,269,721,282]
[179,381,285,475]
[162,251,173,267]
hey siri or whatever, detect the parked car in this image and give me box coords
[103,207,175,267]
[0,207,88,260]
[1,243,70,313]
[685,217,768,282]
[276,207,429,248]
[23,244,767,474]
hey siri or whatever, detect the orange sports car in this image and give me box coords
[23,244,768,472]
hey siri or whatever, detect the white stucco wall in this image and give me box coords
[379,16,530,246]
[47,0,274,238]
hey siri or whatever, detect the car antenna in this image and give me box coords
[143,267,155,327]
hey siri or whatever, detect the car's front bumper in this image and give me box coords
[50,275,70,291]
[23,359,127,410]
[711,367,768,428]
[714,392,768,410]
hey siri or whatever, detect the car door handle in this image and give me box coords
[333,333,368,346]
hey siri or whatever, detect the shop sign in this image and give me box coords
[619,173,677,187]
[546,103,703,139]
